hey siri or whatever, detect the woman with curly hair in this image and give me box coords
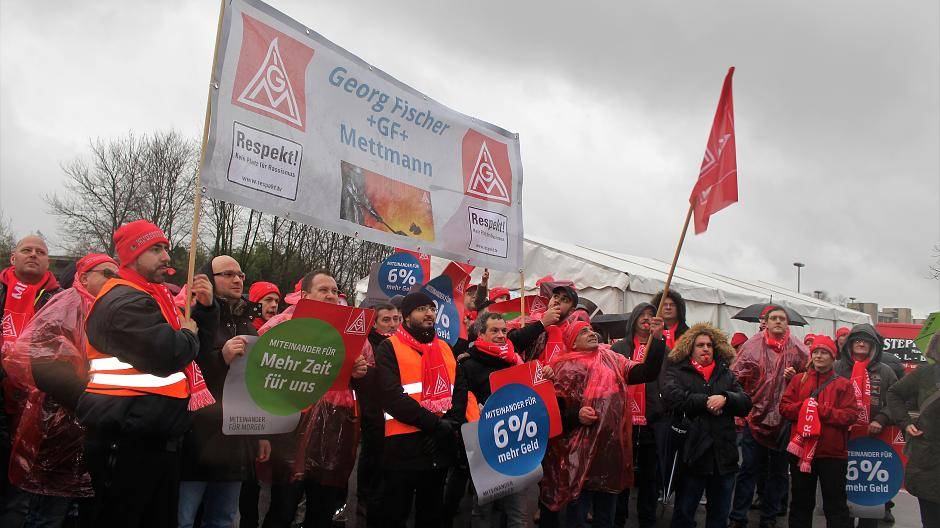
[662,323,752,528]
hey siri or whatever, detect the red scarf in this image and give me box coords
[627,336,648,425]
[763,327,791,353]
[663,323,679,349]
[118,268,214,411]
[1,268,56,351]
[252,317,265,331]
[692,359,715,381]
[850,358,871,434]
[787,395,822,473]
[473,338,522,365]
[395,326,452,414]
[541,323,566,363]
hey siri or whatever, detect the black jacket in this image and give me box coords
[611,302,672,430]
[374,325,468,471]
[76,284,219,440]
[357,329,392,449]
[181,285,258,481]
[456,322,544,406]
[834,323,897,427]
[663,354,751,476]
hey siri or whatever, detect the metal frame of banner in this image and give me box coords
[184,0,227,319]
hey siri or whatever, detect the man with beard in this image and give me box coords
[611,302,669,528]
[77,220,219,527]
[261,269,369,528]
[729,307,808,528]
[515,284,576,362]
[373,292,477,528]
[3,253,117,527]
[178,256,272,528]
[248,281,281,331]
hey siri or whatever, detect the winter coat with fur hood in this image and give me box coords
[662,324,751,476]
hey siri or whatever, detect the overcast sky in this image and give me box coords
[1,1,938,316]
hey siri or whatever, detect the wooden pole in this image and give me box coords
[185,0,227,319]
[520,270,526,318]
[646,202,695,349]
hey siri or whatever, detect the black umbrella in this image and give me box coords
[732,303,808,326]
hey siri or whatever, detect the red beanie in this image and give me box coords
[835,327,850,339]
[489,287,510,301]
[249,281,280,303]
[804,333,816,346]
[731,332,748,348]
[810,335,838,358]
[564,320,592,350]
[76,253,117,274]
[113,220,169,267]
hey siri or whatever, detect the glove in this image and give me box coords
[435,418,458,440]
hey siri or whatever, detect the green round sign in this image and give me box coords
[245,318,346,415]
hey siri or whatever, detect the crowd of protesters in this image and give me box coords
[0,222,938,528]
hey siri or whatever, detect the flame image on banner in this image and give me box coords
[232,13,314,131]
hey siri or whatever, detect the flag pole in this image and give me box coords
[185,0,226,319]
[646,202,695,349]
[520,270,525,318]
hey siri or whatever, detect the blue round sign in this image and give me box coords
[419,276,460,346]
[378,253,424,297]
[846,437,903,506]
[478,383,549,476]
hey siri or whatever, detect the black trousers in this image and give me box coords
[262,479,345,528]
[357,441,383,528]
[378,468,447,528]
[615,430,659,528]
[788,456,851,528]
[239,477,261,528]
[84,432,181,528]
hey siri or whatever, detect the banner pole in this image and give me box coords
[646,203,695,349]
[185,0,227,319]
[519,270,525,318]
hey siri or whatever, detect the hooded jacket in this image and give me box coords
[649,290,691,341]
[179,259,258,482]
[779,368,858,459]
[611,302,669,429]
[833,324,897,427]
[662,324,751,476]
[887,360,940,503]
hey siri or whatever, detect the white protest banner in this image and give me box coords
[222,299,373,435]
[201,0,524,271]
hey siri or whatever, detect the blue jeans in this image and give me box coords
[730,425,788,525]
[567,490,617,528]
[471,483,533,528]
[178,481,242,528]
[671,471,736,528]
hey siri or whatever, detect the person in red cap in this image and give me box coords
[2,253,116,526]
[539,319,665,527]
[487,286,510,304]
[76,220,218,528]
[731,332,749,353]
[0,235,61,511]
[780,335,858,528]
[248,281,281,331]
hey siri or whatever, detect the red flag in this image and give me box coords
[690,67,738,234]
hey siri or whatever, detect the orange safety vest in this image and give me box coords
[84,279,190,399]
[384,335,480,437]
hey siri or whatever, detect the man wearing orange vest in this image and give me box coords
[374,291,475,528]
[76,220,218,528]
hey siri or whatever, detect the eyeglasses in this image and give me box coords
[86,268,119,279]
[213,271,246,280]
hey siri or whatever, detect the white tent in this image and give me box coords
[356,234,870,337]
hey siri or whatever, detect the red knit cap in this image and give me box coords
[810,335,838,358]
[731,332,748,348]
[113,220,169,267]
[804,333,816,346]
[835,327,850,339]
[76,253,117,274]
[489,287,510,301]
[249,281,280,303]
[564,320,592,350]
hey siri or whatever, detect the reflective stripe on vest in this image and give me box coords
[84,278,190,399]
[384,335,480,436]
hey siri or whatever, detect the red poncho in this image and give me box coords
[540,344,637,510]
[3,285,92,497]
[731,331,809,448]
[259,305,370,486]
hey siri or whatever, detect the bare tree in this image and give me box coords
[931,243,940,280]
[139,131,198,247]
[0,209,15,263]
[46,134,147,254]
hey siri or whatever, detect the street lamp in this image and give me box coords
[793,262,805,293]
